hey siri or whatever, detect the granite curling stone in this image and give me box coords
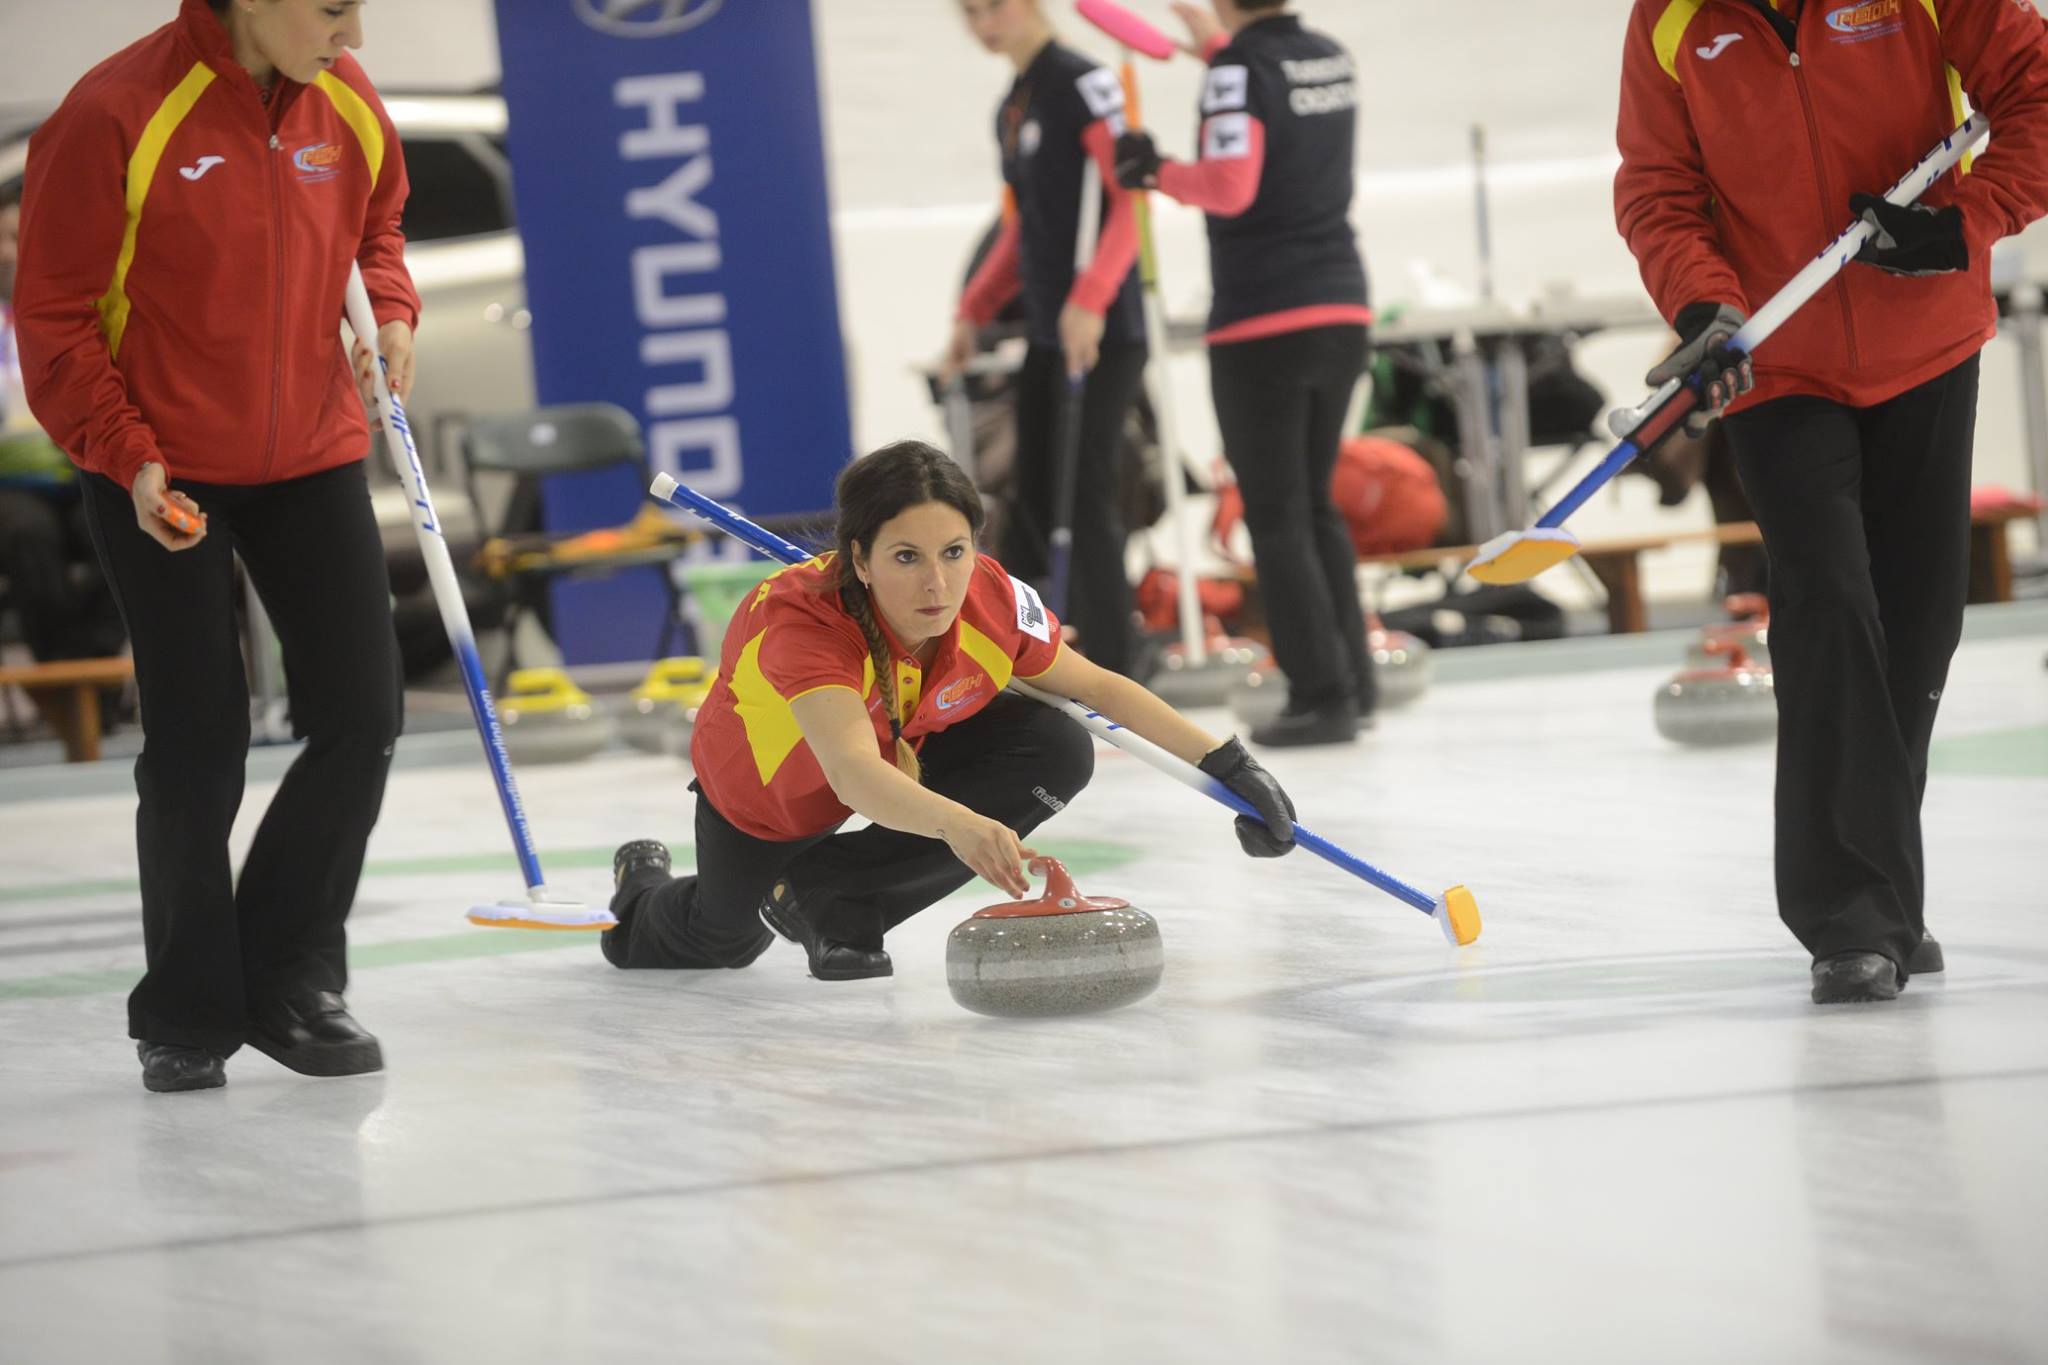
[1368,614,1433,709]
[1654,641,1776,746]
[1685,593,1771,670]
[499,667,615,764]
[621,656,713,756]
[947,857,1163,1018]
[1146,634,1268,709]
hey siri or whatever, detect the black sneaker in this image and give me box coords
[1908,933,1944,975]
[248,991,383,1076]
[137,1041,225,1094]
[759,879,893,981]
[1249,698,1359,748]
[1811,952,1900,1005]
[604,840,672,968]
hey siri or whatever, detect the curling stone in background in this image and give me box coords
[1654,641,1776,746]
[1367,613,1433,709]
[499,667,615,764]
[621,656,713,756]
[1148,629,1269,709]
[1686,593,1771,669]
[946,857,1163,1018]
[1228,664,1289,730]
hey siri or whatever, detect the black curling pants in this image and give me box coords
[1210,324,1374,713]
[1004,341,1146,678]
[82,462,403,1053]
[610,692,1096,969]
[1721,355,1979,977]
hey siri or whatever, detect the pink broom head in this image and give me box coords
[1075,0,1178,60]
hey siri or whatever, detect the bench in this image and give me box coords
[1220,503,2034,636]
[0,656,134,762]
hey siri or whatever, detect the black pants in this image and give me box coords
[1722,355,1979,974]
[611,692,1096,969]
[0,485,124,661]
[81,462,403,1052]
[1005,341,1145,678]
[1210,325,1374,712]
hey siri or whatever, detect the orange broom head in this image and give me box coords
[1465,528,1581,585]
[1438,886,1481,946]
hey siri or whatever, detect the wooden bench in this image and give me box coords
[0,656,134,762]
[1226,503,2035,636]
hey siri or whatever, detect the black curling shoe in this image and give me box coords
[759,880,893,981]
[1249,698,1359,748]
[1908,933,1944,976]
[138,1042,225,1094]
[603,840,673,968]
[1811,952,1901,1005]
[249,991,383,1076]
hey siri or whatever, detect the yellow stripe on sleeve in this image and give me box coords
[1652,0,1711,83]
[313,70,385,190]
[96,62,217,359]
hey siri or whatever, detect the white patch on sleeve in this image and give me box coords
[1201,64,1249,114]
[1009,575,1051,643]
[1076,67,1126,120]
[1202,111,1253,161]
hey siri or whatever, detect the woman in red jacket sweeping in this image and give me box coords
[15,0,420,1090]
[1615,0,2048,1003]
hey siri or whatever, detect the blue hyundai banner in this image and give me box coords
[493,0,851,664]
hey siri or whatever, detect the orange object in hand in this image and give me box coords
[159,501,203,536]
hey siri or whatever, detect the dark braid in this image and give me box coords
[828,439,988,783]
[843,580,921,780]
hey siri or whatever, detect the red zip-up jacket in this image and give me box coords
[15,0,418,491]
[1616,0,2048,411]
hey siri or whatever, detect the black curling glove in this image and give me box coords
[1852,193,1968,276]
[1198,738,1297,858]
[1114,129,1162,191]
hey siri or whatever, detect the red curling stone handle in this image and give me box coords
[973,856,1132,919]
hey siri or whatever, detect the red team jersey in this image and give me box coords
[690,553,1064,841]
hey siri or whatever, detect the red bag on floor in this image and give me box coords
[1135,569,1244,633]
[1212,435,1447,560]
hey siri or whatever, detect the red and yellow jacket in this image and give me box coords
[690,553,1064,841]
[14,0,418,490]
[1616,0,2048,410]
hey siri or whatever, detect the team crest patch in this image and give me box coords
[1076,67,1126,119]
[1202,65,1249,114]
[1010,574,1050,643]
[1825,0,1904,42]
[293,142,344,183]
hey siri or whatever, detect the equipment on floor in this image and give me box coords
[622,657,713,757]
[345,266,611,931]
[1371,615,1434,709]
[1654,641,1776,746]
[1686,594,1771,670]
[946,857,1163,1017]
[497,668,616,764]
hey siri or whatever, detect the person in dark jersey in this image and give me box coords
[1116,0,1375,747]
[941,0,1148,680]
[601,440,1299,982]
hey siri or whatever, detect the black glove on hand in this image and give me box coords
[1198,738,1297,858]
[1852,193,1968,276]
[1114,129,1162,191]
[1646,300,1752,436]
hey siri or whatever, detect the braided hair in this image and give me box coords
[831,440,987,782]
